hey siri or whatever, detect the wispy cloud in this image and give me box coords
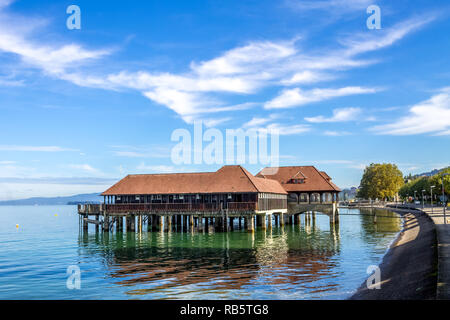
[0,176,117,185]
[305,107,362,123]
[111,145,171,158]
[0,75,24,86]
[0,1,436,128]
[135,163,195,173]
[242,114,310,135]
[300,159,368,170]
[0,160,15,165]
[242,114,282,128]
[371,87,450,135]
[67,164,100,174]
[0,1,112,92]
[0,145,77,152]
[286,0,373,14]
[323,130,352,136]
[265,87,377,109]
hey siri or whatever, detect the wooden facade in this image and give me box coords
[78,165,340,232]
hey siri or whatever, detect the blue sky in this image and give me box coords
[0,0,449,200]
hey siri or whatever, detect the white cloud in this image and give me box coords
[264,87,377,109]
[0,145,77,152]
[0,163,36,178]
[0,76,24,87]
[241,113,309,135]
[67,164,100,174]
[266,123,310,135]
[288,0,372,13]
[323,130,351,136]
[305,107,362,123]
[111,145,171,159]
[202,117,232,127]
[190,40,297,76]
[301,159,367,170]
[371,88,450,135]
[0,160,15,165]
[136,163,180,173]
[281,70,333,85]
[243,122,310,136]
[342,16,436,56]
[0,2,111,86]
[348,163,367,170]
[242,114,282,128]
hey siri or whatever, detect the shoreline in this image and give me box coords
[350,207,438,300]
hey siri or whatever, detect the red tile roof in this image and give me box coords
[256,166,341,192]
[102,165,287,196]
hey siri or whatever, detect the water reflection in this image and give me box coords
[358,208,402,245]
[75,210,400,299]
[77,220,344,298]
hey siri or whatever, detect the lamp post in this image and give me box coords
[422,190,425,209]
[431,185,435,214]
[414,191,417,206]
[443,173,449,224]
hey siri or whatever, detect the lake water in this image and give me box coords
[0,206,402,300]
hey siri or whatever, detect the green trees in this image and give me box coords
[357,163,404,200]
[399,168,450,203]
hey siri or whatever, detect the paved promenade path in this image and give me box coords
[420,206,450,300]
[350,207,437,299]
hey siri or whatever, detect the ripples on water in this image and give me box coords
[0,206,401,299]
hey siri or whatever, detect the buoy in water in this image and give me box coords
[54,214,58,217]
[16,224,19,228]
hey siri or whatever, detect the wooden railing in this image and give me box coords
[78,204,103,214]
[227,202,257,211]
[104,202,258,213]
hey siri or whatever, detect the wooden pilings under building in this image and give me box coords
[78,210,340,234]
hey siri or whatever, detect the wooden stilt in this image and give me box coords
[164,216,169,232]
[189,215,194,228]
[103,215,109,232]
[115,216,120,232]
[159,215,164,231]
[204,216,209,232]
[247,215,254,232]
[130,214,135,232]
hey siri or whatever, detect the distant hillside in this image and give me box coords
[409,166,450,179]
[340,187,358,200]
[0,193,102,206]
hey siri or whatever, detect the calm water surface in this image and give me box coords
[0,206,401,299]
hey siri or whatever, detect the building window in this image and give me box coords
[228,193,232,199]
[135,195,140,201]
